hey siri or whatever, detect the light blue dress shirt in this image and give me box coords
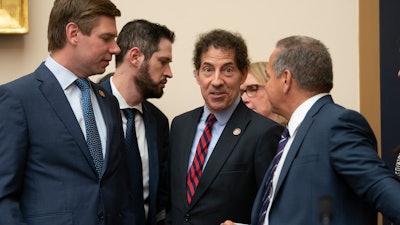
[187,96,241,171]
[44,56,107,158]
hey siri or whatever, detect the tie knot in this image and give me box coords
[281,127,290,139]
[206,113,217,125]
[75,78,90,90]
[123,108,137,120]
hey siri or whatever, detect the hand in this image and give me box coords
[221,220,236,225]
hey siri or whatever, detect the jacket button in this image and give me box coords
[184,213,190,222]
[98,212,104,220]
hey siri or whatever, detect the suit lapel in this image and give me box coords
[36,64,96,174]
[101,79,160,221]
[91,82,114,174]
[274,95,333,195]
[142,102,159,206]
[177,108,203,208]
[189,101,250,207]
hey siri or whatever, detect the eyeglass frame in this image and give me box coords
[240,84,265,98]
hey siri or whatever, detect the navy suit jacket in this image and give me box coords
[0,63,134,225]
[166,100,283,225]
[100,78,170,225]
[251,95,400,225]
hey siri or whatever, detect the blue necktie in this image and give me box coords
[258,127,290,225]
[75,78,103,178]
[395,152,400,176]
[123,108,146,222]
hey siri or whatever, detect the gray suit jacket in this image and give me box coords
[167,100,283,225]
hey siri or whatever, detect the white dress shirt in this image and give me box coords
[109,76,150,217]
[262,93,329,225]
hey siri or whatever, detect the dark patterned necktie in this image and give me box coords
[186,113,217,204]
[75,78,103,178]
[123,108,145,222]
[258,127,290,225]
[395,153,400,176]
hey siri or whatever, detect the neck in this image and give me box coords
[112,68,143,107]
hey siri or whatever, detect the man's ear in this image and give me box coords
[128,47,143,66]
[65,22,79,45]
[282,69,292,93]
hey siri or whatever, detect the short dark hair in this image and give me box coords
[47,0,120,52]
[273,35,333,93]
[115,19,175,67]
[193,29,249,74]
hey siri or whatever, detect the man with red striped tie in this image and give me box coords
[166,29,283,225]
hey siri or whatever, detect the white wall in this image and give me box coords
[0,0,359,122]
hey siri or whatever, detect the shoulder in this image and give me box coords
[311,101,375,141]
[171,107,202,126]
[0,67,46,98]
[97,77,111,93]
[237,102,282,130]
[142,100,168,122]
[317,101,367,124]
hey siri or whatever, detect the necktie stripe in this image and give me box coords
[258,127,290,225]
[395,154,400,176]
[186,113,217,204]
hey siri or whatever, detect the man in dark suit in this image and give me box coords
[221,35,400,225]
[0,0,134,224]
[166,29,282,225]
[99,19,175,225]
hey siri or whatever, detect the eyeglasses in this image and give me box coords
[240,84,264,97]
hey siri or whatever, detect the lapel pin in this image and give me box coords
[99,89,106,98]
[233,128,241,136]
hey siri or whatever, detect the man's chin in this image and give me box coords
[144,90,163,99]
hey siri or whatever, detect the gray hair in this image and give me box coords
[273,35,333,93]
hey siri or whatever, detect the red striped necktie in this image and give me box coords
[186,113,217,204]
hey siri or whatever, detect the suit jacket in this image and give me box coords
[251,95,400,225]
[100,78,170,225]
[166,100,283,225]
[0,63,134,225]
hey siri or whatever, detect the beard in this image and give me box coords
[135,61,164,99]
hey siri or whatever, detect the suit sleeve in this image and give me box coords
[330,109,400,224]
[0,85,28,224]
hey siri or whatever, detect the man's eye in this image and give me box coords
[101,36,113,42]
[203,67,213,73]
[223,67,235,76]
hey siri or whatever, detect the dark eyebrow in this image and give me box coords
[222,62,235,67]
[201,62,214,67]
[159,56,172,63]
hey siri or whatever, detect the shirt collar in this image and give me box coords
[110,76,143,114]
[44,55,79,90]
[203,96,241,125]
[287,93,329,136]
